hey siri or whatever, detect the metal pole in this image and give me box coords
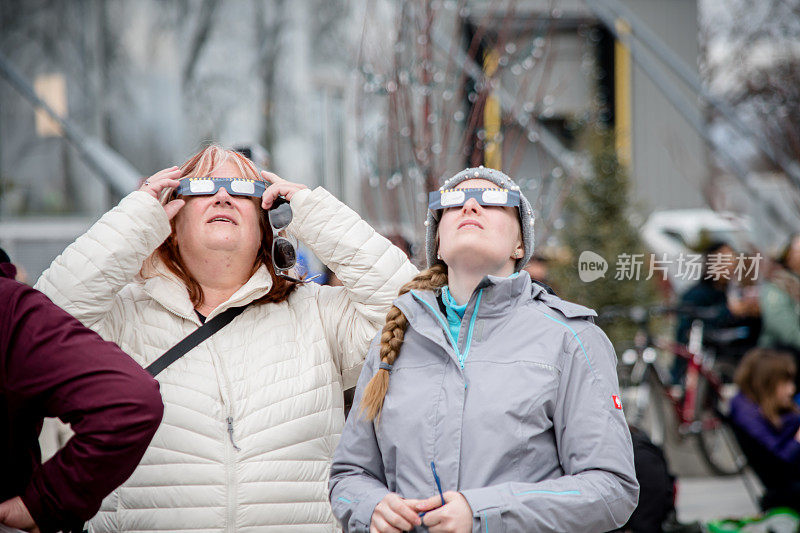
[590,2,797,232]
[0,51,141,197]
[591,0,800,191]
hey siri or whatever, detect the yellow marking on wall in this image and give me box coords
[34,73,67,137]
[614,19,632,168]
[483,48,502,170]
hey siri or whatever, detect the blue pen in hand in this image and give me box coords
[419,461,446,517]
[431,461,445,506]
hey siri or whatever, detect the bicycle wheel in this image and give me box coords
[622,365,667,447]
[693,376,746,476]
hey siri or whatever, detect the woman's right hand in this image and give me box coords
[0,496,39,532]
[139,166,185,219]
[370,493,422,533]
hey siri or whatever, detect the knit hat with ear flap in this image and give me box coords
[425,166,535,271]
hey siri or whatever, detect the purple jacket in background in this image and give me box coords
[730,392,800,465]
[0,264,164,532]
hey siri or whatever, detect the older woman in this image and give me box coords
[35,145,417,531]
[330,167,638,532]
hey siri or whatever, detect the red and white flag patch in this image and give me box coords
[612,395,623,410]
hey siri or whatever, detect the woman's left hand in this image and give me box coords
[260,171,308,209]
[417,491,473,533]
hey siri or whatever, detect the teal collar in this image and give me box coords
[441,286,467,342]
[442,286,467,318]
[409,288,484,369]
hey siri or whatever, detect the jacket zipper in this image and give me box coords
[206,335,238,533]
[455,290,483,369]
[410,289,483,369]
[410,290,481,495]
[153,298,246,531]
[227,417,241,451]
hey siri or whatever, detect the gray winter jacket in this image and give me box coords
[329,273,639,532]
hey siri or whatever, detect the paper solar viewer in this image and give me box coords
[428,187,521,211]
[175,177,267,198]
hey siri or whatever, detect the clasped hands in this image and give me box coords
[370,491,472,533]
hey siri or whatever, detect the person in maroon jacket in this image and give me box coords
[0,248,164,533]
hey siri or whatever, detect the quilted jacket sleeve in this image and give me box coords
[34,191,172,338]
[287,187,418,389]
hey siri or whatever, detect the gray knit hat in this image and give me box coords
[425,166,534,271]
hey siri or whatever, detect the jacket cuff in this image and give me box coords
[285,186,326,238]
[460,486,507,514]
[20,485,44,530]
[352,487,390,531]
[21,481,64,533]
[287,186,314,208]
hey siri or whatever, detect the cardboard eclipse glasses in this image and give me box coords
[175,177,266,198]
[428,187,520,212]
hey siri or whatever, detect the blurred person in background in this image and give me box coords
[385,233,414,260]
[330,168,637,533]
[0,248,164,533]
[523,251,559,294]
[35,145,417,531]
[759,234,800,387]
[730,348,800,510]
[672,241,761,383]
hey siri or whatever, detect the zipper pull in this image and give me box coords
[226,416,241,451]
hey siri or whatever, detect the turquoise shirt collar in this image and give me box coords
[442,286,467,318]
[441,286,467,342]
[441,272,520,338]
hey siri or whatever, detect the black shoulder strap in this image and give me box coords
[146,305,248,377]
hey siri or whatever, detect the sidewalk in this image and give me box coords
[663,421,762,523]
[676,475,760,523]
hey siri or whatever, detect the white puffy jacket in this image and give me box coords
[35,187,418,531]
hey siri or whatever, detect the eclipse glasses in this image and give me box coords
[175,177,318,284]
[175,177,266,198]
[428,187,520,212]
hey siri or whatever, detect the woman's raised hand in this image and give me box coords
[139,166,185,219]
[260,171,308,210]
[370,492,422,533]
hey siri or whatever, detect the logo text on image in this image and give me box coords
[578,251,608,283]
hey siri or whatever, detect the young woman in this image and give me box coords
[329,167,638,533]
[35,145,417,531]
[730,348,800,508]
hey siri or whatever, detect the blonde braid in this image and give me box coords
[359,263,448,421]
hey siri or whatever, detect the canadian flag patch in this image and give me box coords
[612,395,623,410]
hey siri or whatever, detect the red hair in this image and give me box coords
[142,144,298,306]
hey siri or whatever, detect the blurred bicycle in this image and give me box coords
[600,304,747,476]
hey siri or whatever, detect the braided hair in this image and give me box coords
[359,263,448,421]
